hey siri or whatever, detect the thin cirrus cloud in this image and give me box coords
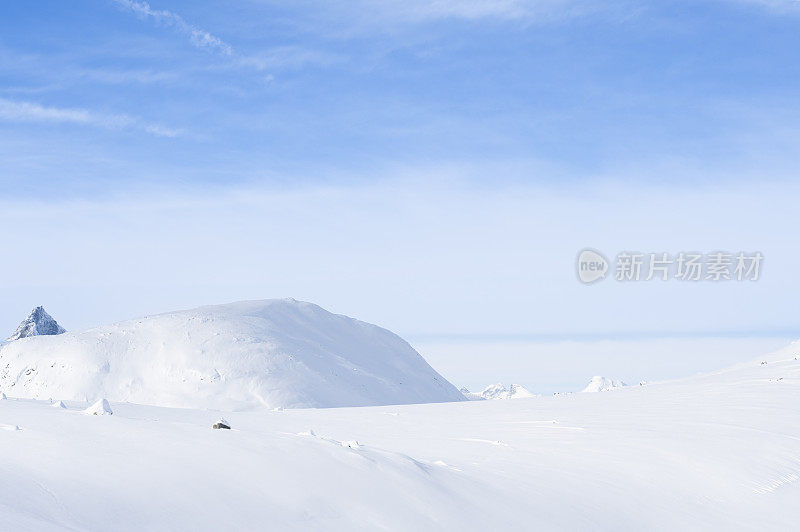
[0,97,183,138]
[113,0,233,55]
[113,1,339,74]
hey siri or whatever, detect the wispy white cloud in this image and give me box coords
[0,98,91,124]
[112,2,352,77]
[0,98,182,138]
[141,123,183,138]
[81,68,179,85]
[114,0,233,55]
[237,46,344,71]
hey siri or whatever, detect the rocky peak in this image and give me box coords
[6,306,66,342]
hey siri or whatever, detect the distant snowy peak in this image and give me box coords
[582,376,627,393]
[506,384,536,399]
[459,387,484,401]
[481,383,510,400]
[461,383,536,400]
[6,306,65,342]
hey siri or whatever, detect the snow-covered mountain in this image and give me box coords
[581,376,627,393]
[0,299,465,410]
[6,306,65,342]
[478,383,507,400]
[461,383,536,400]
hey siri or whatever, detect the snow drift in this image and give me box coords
[0,299,464,410]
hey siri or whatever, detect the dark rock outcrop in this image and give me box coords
[7,306,66,342]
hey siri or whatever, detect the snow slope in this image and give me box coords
[0,299,464,410]
[0,350,798,530]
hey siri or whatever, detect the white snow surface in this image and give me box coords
[582,375,628,393]
[0,350,798,530]
[0,299,464,410]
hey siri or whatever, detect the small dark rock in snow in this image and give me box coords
[213,418,231,430]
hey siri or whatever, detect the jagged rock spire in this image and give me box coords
[6,306,66,342]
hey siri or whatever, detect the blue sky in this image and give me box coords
[2,1,800,390]
[3,0,800,193]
